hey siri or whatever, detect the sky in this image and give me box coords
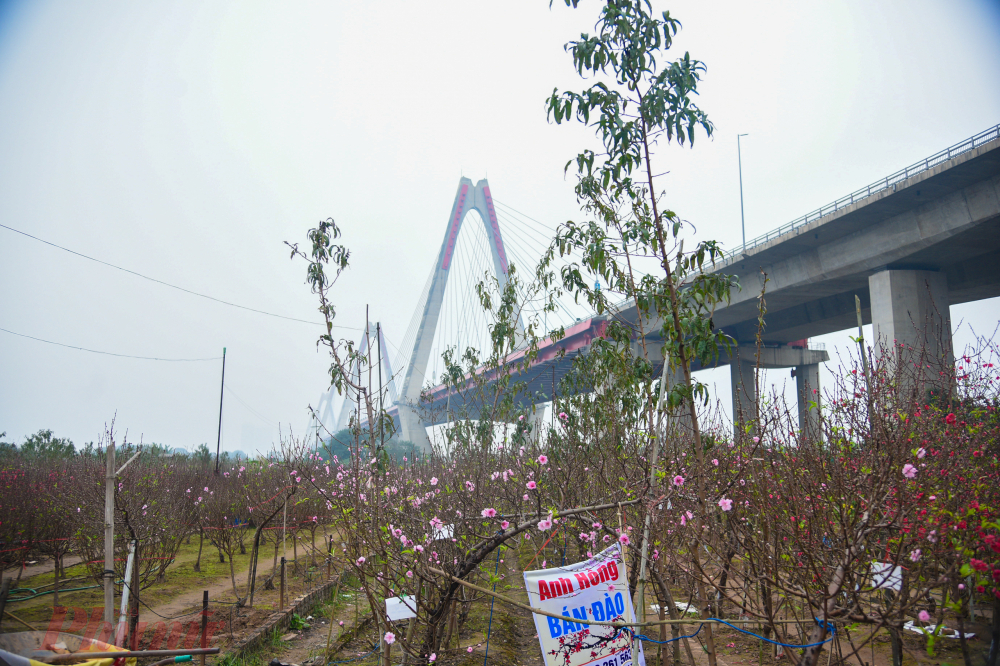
[1,0,998,453]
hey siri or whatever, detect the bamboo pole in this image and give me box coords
[43,649,220,664]
[427,568,844,629]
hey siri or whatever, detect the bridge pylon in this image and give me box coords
[397,178,519,451]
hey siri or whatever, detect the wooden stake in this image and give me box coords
[43,649,219,664]
[4,609,38,631]
[659,604,667,666]
[129,540,140,650]
[280,557,286,611]
[0,578,11,624]
[200,591,208,666]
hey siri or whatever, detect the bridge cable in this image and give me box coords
[494,207,561,249]
[492,199,561,234]
[493,219,590,327]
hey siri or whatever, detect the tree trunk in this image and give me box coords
[264,538,279,590]
[888,627,903,666]
[988,593,1000,666]
[651,567,696,666]
[53,554,61,607]
[958,613,973,666]
[887,589,903,666]
[246,500,285,608]
[194,529,204,573]
[715,547,736,618]
[128,542,140,650]
[442,599,457,650]
[227,550,240,602]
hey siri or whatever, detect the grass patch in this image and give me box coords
[5,531,336,630]
[217,626,287,666]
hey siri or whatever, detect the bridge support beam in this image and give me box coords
[869,269,953,396]
[725,345,829,441]
[730,354,757,440]
[399,406,432,453]
[660,365,694,439]
[526,403,548,442]
[795,363,821,441]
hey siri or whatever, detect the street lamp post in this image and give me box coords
[738,133,748,253]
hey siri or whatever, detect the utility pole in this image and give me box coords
[215,347,226,475]
[738,133,749,252]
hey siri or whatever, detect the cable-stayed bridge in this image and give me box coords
[316,124,1000,450]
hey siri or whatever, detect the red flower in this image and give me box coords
[971,559,989,573]
[946,413,957,425]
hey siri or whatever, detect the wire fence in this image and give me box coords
[729,123,1000,259]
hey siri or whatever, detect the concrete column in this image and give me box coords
[869,269,953,389]
[398,406,433,453]
[661,365,693,439]
[526,403,548,442]
[795,363,821,441]
[730,356,757,439]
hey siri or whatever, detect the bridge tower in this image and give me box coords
[397,178,518,450]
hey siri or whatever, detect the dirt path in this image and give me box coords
[145,557,282,619]
[5,555,85,580]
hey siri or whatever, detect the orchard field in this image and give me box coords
[4,4,1000,666]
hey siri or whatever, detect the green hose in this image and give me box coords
[8,585,101,601]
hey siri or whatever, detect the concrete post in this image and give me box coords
[795,363,821,441]
[526,403,547,443]
[730,356,757,440]
[398,407,432,452]
[662,365,693,439]
[868,269,953,393]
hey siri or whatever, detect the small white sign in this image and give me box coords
[870,562,902,591]
[903,620,974,639]
[432,524,454,541]
[386,595,417,621]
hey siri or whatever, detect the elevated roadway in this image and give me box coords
[391,125,1000,447]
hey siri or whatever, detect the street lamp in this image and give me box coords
[738,133,748,253]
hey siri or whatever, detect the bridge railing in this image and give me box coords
[729,123,1000,260]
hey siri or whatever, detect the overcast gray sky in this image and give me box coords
[1,0,998,453]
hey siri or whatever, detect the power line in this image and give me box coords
[0,222,359,330]
[0,326,222,362]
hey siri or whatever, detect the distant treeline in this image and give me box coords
[0,428,419,463]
